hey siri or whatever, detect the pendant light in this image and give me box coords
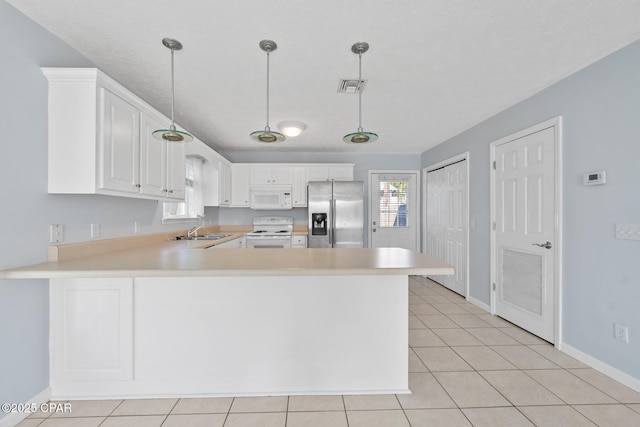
[250,40,285,143]
[343,42,378,143]
[153,38,193,143]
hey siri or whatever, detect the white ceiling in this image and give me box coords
[8,0,640,154]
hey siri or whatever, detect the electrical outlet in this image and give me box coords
[614,323,629,343]
[90,223,100,238]
[616,223,640,240]
[49,224,63,243]
[134,221,141,234]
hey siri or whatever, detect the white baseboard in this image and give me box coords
[0,387,51,427]
[467,295,491,313]
[561,343,640,393]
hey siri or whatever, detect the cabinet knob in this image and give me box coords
[169,190,173,194]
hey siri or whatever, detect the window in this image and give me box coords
[162,156,204,222]
[378,180,409,227]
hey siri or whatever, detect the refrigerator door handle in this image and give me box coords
[330,198,336,246]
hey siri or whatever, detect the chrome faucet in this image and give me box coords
[187,225,205,239]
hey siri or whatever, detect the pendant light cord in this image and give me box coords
[358,51,363,133]
[170,46,176,129]
[265,48,271,131]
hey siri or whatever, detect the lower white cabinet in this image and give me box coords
[50,278,134,384]
[292,235,307,248]
[209,236,245,248]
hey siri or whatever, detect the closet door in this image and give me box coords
[426,159,468,296]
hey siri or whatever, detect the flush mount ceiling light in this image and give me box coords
[277,121,306,137]
[343,42,378,144]
[250,40,285,143]
[153,38,193,143]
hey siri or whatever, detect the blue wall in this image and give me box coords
[421,39,640,380]
[0,2,202,416]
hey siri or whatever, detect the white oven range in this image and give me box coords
[245,216,293,248]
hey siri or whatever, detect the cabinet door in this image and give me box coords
[99,89,140,194]
[249,166,272,185]
[139,112,166,197]
[270,167,293,184]
[292,167,307,207]
[219,161,231,205]
[329,166,354,181]
[249,165,293,185]
[50,278,134,382]
[165,141,186,200]
[305,166,330,182]
[292,235,307,248]
[231,165,250,206]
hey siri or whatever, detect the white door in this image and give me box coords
[370,172,418,250]
[426,159,468,295]
[493,124,558,343]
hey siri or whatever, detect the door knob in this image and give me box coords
[532,241,552,249]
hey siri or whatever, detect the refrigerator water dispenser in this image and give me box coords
[311,213,327,235]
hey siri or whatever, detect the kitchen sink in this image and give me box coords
[189,234,232,241]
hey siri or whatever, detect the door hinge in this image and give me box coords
[492,221,496,230]
[493,283,496,291]
[493,160,496,170]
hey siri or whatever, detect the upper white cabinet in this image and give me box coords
[218,161,232,206]
[305,165,354,182]
[231,164,251,207]
[43,68,186,201]
[249,166,293,185]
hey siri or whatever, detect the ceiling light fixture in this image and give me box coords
[250,40,285,143]
[343,42,378,144]
[153,38,193,143]
[277,121,306,137]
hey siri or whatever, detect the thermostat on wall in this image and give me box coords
[583,171,606,186]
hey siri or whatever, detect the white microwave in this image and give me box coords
[249,186,293,210]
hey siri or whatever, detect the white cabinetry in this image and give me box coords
[231,165,251,207]
[292,167,307,207]
[139,111,185,199]
[218,161,232,206]
[209,236,246,248]
[249,165,293,185]
[50,278,134,384]
[43,68,185,201]
[292,235,307,248]
[305,165,354,182]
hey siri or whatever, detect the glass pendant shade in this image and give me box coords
[251,40,285,143]
[343,42,377,144]
[250,126,285,143]
[342,129,378,144]
[153,38,192,143]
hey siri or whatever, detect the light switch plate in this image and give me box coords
[615,223,640,240]
[90,223,100,238]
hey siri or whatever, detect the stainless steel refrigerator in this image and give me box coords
[308,181,364,248]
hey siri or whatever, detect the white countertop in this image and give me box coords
[0,239,454,278]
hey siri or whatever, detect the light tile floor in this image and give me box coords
[17,277,640,427]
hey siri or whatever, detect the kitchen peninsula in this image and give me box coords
[1,238,453,399]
